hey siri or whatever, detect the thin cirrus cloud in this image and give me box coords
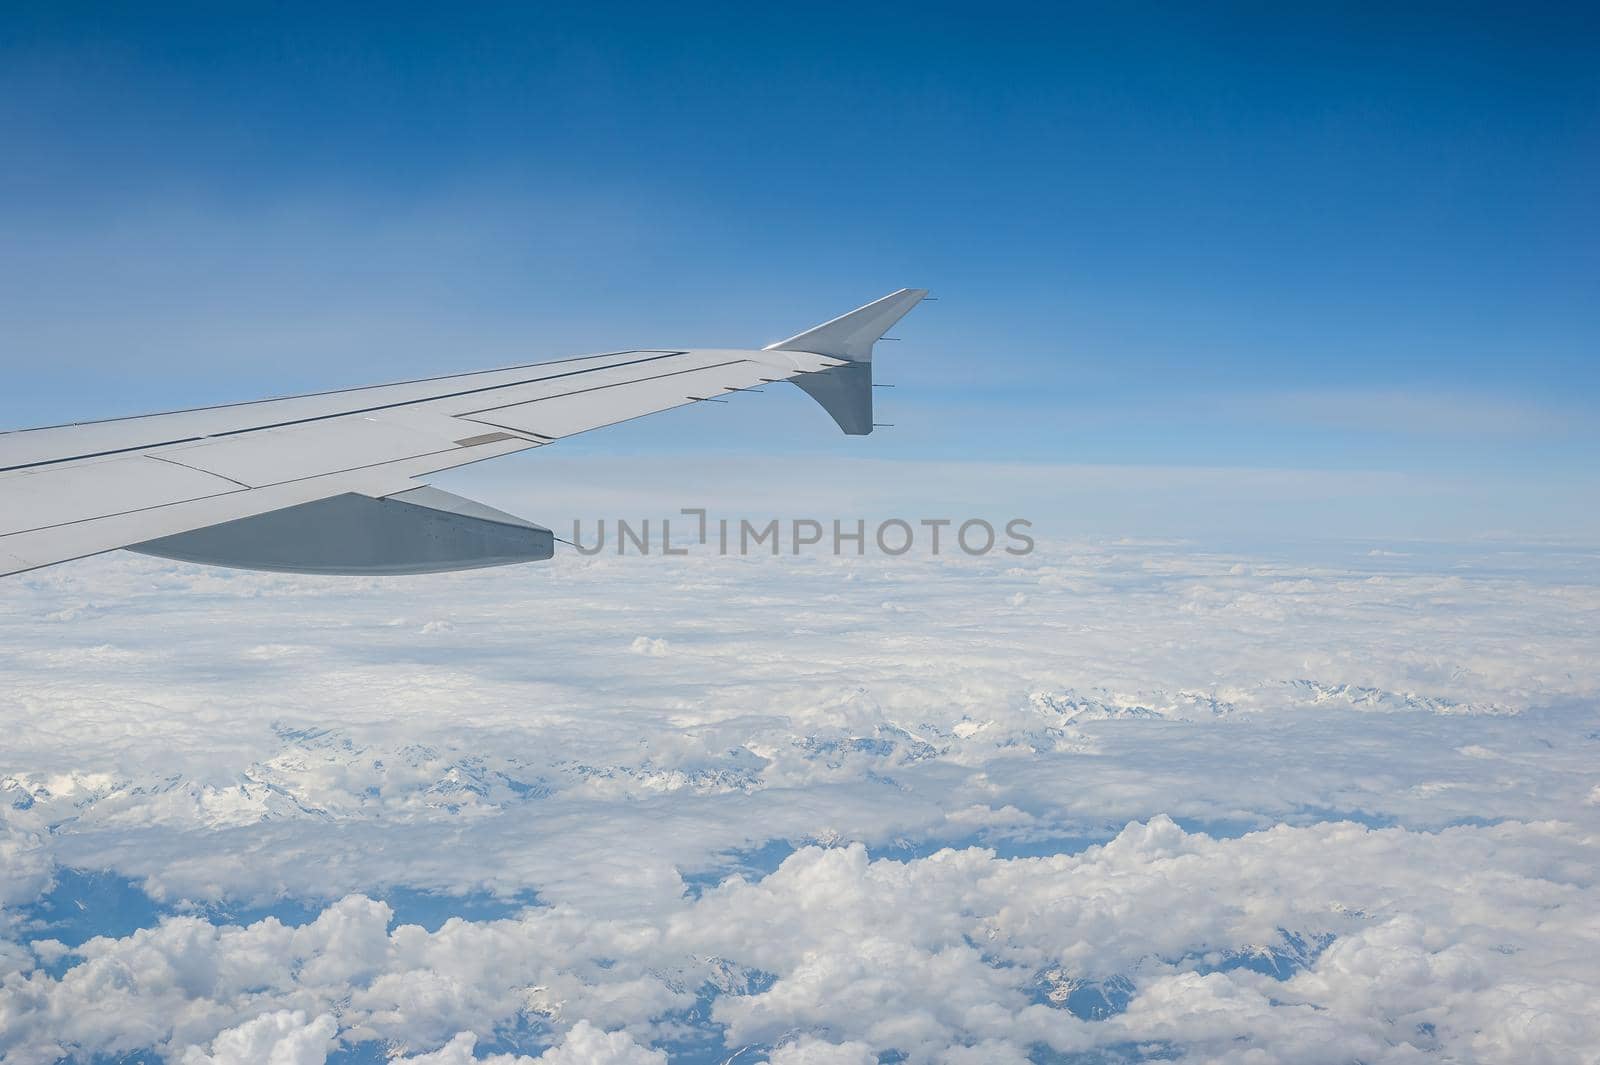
[1227,388,1578,438]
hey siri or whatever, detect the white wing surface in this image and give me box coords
[0,289,926,577]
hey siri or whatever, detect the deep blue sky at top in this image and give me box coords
[1,3,1596,490]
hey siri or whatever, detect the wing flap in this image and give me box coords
[129,487,554,575]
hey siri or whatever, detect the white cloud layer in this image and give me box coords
[180,1011,338,1065]
[1,539,1597,1062]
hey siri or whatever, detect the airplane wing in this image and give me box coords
[0,289,926,578]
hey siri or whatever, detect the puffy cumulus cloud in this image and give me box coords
[765,1037,878,1065]
[390,1024,663,1065]
[179,1010,337,1065]
[629,636,670,657]
[2,818,1596,1063]
[0,823,52,918]
[390,1031,479,1065]
[0,891,687,1060]
[2,540,1598,1060]
[524,1022,665,1065]
[679,821,1600,1062]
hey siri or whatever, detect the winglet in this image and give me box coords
[765,288,928,362]
[768,289,926,436]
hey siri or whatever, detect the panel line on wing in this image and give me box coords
[2,350,673,435]
[459,359,789,440]
[459,358,751,417]
[0,435,211,475]
[0,444,471,536]
[0,457,249,538]
[144,453,254,489]
[0,351,690,475]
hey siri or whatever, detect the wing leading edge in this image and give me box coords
[0,289,927,577]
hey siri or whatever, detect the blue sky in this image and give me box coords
[2,3,1596,534]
